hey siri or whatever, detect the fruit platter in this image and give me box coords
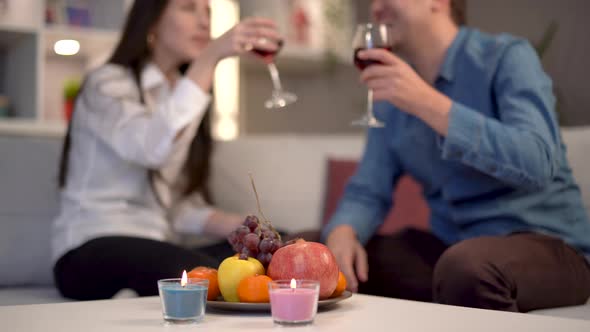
[188,175,352,312]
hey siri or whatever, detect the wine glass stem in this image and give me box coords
[367,89,375,119]
[267,62,283,92]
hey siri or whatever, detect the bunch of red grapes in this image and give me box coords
[227,215,282,266]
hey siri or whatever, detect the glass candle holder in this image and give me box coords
[268,279,320,326]
[157,278,208,324]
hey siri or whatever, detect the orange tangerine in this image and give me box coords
[237,275,272,303]
[188,266,220,301]
[331,271,347,298]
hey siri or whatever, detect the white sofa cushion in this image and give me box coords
[561,127,590,211]
[0,136,61,287]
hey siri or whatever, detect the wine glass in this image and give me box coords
[250,39,297,109]
[352,23,394,128]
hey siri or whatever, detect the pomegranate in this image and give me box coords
[267,240,339,299]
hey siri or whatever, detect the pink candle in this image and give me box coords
[269,279,320,325]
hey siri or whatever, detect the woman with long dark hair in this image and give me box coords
[52,0,282,300]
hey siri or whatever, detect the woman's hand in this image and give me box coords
[208,17,282,61]
[186,17,282,91]
[202,210,244,238]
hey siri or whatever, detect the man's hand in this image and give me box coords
[325,225,368,292]
[358,49,452,136]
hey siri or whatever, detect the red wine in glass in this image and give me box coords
[252,40,284,64]
[353,46,393,71]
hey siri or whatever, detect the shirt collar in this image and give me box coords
[438,27,468,83]
[140,62,167,91]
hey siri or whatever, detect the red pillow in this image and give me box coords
[322,159,430,235]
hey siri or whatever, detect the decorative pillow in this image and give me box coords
[322,158,430,235]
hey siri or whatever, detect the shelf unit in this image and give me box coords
[0,0,127,136]
[0,25,40,121]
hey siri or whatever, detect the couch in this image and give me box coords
[0,129,588,319]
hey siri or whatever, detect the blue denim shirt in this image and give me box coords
[323,27,590,257]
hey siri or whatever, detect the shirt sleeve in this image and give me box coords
[80,66,211,168]
[169,191,214,235]
[321,105,403,245]
[440,40,560,192]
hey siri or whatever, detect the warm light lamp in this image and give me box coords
[54,39,80,56]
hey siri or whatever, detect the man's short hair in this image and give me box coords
[451,0,467,25]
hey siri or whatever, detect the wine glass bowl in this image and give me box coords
[252,40,284,63]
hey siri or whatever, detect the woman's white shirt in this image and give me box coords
[52,63,213,263]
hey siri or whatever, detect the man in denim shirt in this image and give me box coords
[323,0,590,311]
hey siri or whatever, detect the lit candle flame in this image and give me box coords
[181,270,188,287]
[290,278,296,289]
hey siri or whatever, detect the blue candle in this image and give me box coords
[158,276,209,323]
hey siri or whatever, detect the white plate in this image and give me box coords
[207,291,352,312]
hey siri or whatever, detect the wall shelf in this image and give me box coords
[44,24,119,58]
[0,119,66,138]
[0,23,39,36]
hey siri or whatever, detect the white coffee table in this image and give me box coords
[1,294,588,331]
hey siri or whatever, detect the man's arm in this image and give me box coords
[322,105,402,291]
[433,41,559,191]
[322,103,403,245]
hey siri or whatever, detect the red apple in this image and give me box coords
[267,240,339,299]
